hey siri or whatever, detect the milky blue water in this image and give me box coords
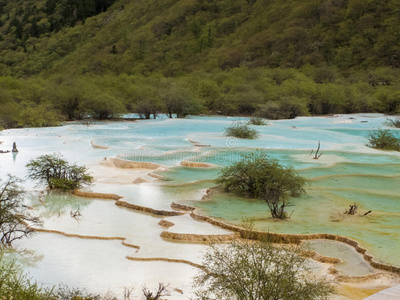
[1,113,400,296]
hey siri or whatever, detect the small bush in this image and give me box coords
[385,117,400,128]
[247,117,267,126]
[193,239,335,300]
[56,283,100,300]
[0,256,53,299]
[367,129,400,151]
[26,154,93,190]
[216,152,306,219]
[225,122,260,139]
[48,178,80,191]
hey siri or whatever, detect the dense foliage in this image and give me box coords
[1,0,400,127]
[216,152,305,218]
[367,129,400,151]
[26,154,93,190]
[0,0,115,50]
[248,117,267,126]
[0,256,53,299]
[225,121,259,139]
[194,239,334,300]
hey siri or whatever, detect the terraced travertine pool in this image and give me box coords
[0,113,399,298]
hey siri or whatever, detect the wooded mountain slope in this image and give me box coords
[1,0,400,127]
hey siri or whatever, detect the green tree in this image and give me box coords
[225,122,259,139]
[159,81,202,118]
[80,93,125,120]
[17,102,62,127]
[248,117,267,126]
[0,255,53,299]
[129,84,160,119]
[136,99,160,119]
[366,129,400,151]
[193,239,334,300]
[216,152,305,219]
[26,154,92,190]
[0,175,40,245]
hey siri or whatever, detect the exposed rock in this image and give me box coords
[148,172,172,181]
[32,227,140,250]
[116,200,184,216]
[125,256,204,269]
[158,219,175,228]
[33,227,126,241]
[171,202,195,212]
[72,189,123,200]
[337,272,397,283]
[189,212,400,275]
[121,240,141,250]
[303,250,342,264]
[132,177,147,184]
[111,158,162,170]
[160,230,239,243]
[180,161,215,168]
[187,139,211,147]
[174,288,183,294]
[90,141,110,149]
[148,172,163,179]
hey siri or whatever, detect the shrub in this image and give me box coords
[55,283,101,300]
[225,121,259,139]
[0,256,53,299]
[367,129,400,151]
[193,239,335,300]
[48,178,80,191]
[0,175,40,245]
[247,117,267,126]
[385,117,400,128]
[216,152,305,219]
[26,154,92,190]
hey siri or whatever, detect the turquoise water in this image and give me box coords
[1,113,400,295]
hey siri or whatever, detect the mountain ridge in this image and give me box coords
[0,0,400,128]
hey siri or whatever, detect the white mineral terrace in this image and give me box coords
[364,285,400,299]
[1,114,400,299]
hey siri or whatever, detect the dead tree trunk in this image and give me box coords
[313,141,323,159]
[346,203,358,215]
[142,283,169,300]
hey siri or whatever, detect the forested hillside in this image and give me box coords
[1,0,400,128]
